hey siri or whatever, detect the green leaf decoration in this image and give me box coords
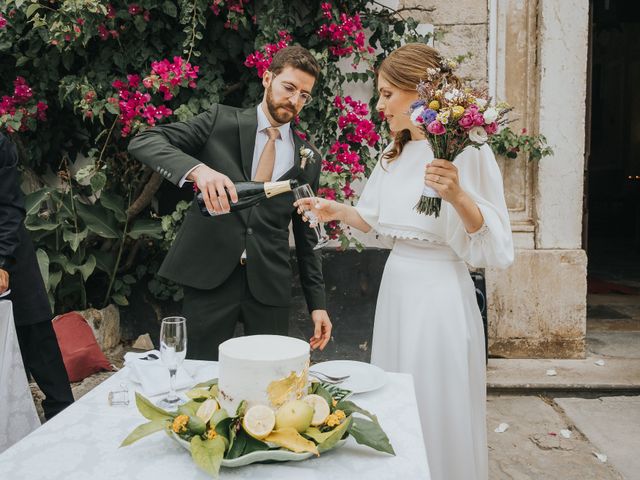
[75,202,121,239]
[128,219,163,239]
[214,417,232,438]
[192,378,219,389]
[303,427,335,444]
[336,400,378,422]
[188,415,207,435]
[226,428,269,459]
[318,416,352,453]
[348,417,395,455]
[120,419,168,447]
[178,400,201,417]
[191,436,225,478]
[135,392,175,421]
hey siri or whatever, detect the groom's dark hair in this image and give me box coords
[268,46,321,80]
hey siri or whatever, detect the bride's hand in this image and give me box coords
[294,197,344,223]
[424,158,464,204]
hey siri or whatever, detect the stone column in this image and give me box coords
[487,0,589,358]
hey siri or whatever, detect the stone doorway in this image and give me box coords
[585,0,640,357]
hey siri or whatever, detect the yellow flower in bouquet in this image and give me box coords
[452,105,465,118]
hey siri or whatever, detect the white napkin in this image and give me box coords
[124,350,194,397]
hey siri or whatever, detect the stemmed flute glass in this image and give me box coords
[293,184,329,249]
[157,316,187,410]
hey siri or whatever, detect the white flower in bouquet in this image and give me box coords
[483,107,499,124]
[475,98,488,109]
[468,126,489,144]
[436,110,450,125]
[410,105,426,126]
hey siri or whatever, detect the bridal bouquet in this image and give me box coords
[409,60,511,217]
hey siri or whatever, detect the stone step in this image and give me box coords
[487,356,640,392]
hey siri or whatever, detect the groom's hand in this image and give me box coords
[0,268,8,294]
[310,310,332,350]
[189,164,238,214]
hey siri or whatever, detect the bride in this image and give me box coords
[296,43,514,480]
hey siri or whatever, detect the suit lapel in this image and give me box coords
[237,107,258,180]
[277,132,304,181]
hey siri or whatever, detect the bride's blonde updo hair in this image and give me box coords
[378,43,460,162]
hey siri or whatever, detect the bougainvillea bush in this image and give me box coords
[0,0,435,312]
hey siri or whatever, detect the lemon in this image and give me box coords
[196,398,219,423]
[275,400,314,433]
[242,405,276,440]
[302,394,331,427]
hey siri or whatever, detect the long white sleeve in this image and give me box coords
[444,144,514,269]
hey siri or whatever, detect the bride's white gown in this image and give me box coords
[355,140,514,480]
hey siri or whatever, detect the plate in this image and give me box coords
[171,433,346,467]
[311,360,387,394]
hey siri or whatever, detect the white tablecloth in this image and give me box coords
[0,300,41,453]
[0,359,430,479]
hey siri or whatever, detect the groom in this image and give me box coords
[128,46,331,360]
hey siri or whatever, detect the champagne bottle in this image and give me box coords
[196,179,299,216]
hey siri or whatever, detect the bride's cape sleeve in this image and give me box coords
[444,143,514,269]
[354,157,386,231]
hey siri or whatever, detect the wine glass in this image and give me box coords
[293,184,329,249]
[157,316,187,410]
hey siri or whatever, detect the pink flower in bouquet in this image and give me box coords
[484,122,498,135]
[458,113,474,130]
[0,14,7,29]
[427,120,445,135]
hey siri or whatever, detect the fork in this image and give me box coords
[309,370,350,384]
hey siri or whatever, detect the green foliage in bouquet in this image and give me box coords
[121,379,394,478]
[488,126,554,162]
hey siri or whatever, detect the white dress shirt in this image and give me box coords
[179,103,295,186]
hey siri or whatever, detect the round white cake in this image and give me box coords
[217,335,310,415]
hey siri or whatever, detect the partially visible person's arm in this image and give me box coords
[0,133,26,292]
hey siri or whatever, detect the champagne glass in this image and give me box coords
[157,316,187,410]
[293,184,329,249]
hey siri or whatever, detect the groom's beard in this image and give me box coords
[266,84,297,124]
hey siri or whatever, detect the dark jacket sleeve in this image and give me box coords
[127,105,219,185]
[0,133,25,270]
[292,145,326,312]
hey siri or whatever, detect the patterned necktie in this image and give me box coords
[254,126,281,182]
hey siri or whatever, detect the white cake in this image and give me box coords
[217,335,310,415]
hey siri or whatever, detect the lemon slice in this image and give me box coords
[242,405,276,440]
[303,394,331,427]
[196,398,219,423]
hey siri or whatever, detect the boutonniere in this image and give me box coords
[299,147,315,169]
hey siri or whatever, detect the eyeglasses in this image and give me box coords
[272,75,313,106]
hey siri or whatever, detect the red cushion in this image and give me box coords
[52,312,112,382]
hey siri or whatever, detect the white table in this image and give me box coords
[0,300,41,453]
[0,360,430,479]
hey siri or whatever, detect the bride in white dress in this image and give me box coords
[296,43,513,480]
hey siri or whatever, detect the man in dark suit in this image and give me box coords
[128,46,332,360]
[0,132,74,420]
